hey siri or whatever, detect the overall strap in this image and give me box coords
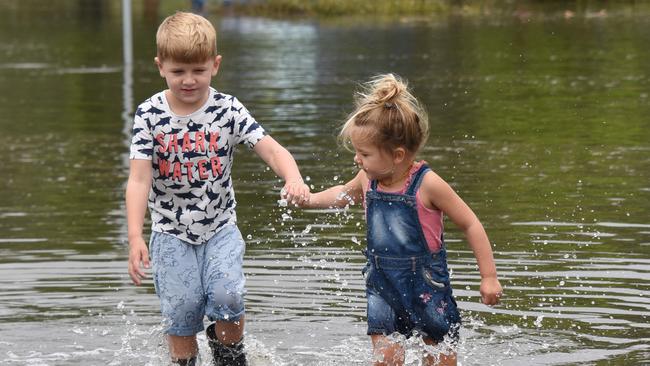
[369,178,378,191]
[405,164,430,196]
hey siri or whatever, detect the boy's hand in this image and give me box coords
[281,180,310,207]
[480,276,503,306]
[128,236,150,286]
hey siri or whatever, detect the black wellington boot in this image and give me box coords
[173,356,197,366]
[206,323,247,366]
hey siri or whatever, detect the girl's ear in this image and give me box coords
[392,147,406,164]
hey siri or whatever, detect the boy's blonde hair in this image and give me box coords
[156,12,217,63]
[340,74,429,155]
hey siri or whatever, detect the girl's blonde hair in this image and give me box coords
[339,74,429,155]
[156,12,217,63]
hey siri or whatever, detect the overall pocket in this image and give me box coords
[411,265,457,341]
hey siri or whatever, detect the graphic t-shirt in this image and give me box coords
[129,87,266,244]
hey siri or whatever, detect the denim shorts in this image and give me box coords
[150,224,246,336]
[364,261,461,343]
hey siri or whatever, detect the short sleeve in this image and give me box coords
[231,97,267,149]
[129,106,154,160]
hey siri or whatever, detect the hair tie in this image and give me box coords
[384,102,395,109]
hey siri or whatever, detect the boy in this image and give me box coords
[126,12,310,366]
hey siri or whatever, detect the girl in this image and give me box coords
[301,74,502,365]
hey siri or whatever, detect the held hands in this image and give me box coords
[281,179,310,207]
[128,236,150,286]
[480,276,503,306]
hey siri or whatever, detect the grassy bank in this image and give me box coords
[210,0,650,18]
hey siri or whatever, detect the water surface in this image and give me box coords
[0,2,649,365]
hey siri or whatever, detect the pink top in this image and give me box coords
[367,161,444,252]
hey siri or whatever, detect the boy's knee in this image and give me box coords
[207,289,245,320]
[160,296,205,335]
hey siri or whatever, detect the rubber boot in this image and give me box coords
[173,356,197,366]
[206,323,247,366]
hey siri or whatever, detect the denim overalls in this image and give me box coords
[363,164,461,342]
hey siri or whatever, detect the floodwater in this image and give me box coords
[1,1,649,365]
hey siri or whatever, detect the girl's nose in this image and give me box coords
[353,155,361,166]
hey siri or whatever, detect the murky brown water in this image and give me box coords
[1,2,649,365]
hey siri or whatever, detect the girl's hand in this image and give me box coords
[282,180,311,207]
[480,276,503,306]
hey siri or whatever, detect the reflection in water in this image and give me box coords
[0,1,649,365]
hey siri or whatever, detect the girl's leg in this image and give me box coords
[422,337,457,366]
[371,335,404,366]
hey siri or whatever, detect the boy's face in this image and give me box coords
[155,56,221,114]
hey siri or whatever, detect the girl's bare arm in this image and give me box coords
[302,170,365,209]
[420,171,503,305]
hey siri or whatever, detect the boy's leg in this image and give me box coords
[150,232,206,362]
[206,318,246,365]
[371,334,404,366]
[211,317,245,345]
[203,224,247,323]
[168,335,198,361]
[203,224,248,365]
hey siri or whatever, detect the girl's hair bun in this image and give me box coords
[340,73,429,155]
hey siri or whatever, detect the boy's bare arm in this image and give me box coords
[253,136,310,205]
[126,159,152,285]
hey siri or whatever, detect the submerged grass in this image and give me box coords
[222,0,449,17]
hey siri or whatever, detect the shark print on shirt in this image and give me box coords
[130,87,266,244]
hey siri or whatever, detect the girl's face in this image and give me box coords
[350,135,394,181]
[156,56,221,115]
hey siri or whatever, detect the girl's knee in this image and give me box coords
[422,337,457,366]
[371,335,404,366]
[423,351,457,366]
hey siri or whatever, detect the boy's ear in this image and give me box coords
[154,57,164,77]
[212,55,222,76]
